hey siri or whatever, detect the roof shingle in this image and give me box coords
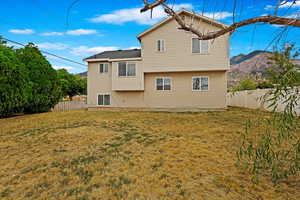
[84,49,141,60]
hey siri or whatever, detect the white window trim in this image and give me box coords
[155,77,172,91]
[97,93,111,106]
[191,37,210,54]
[156,39,166,52]
[99,63,109,73]
[118,62,137,77]
[192,76,210,91]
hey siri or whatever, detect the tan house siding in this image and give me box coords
[143,71,227,109]
[111,61,144,91]
[140,18,229,73]
[88,67,227,109]
[87,62,112,106]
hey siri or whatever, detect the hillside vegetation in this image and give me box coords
[0,108,299,200]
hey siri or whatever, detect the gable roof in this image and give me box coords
[137,9,229,39]
[84,49,141,61]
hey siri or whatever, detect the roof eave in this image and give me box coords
[137,9,229,39]
[83,58,109,62]
[84,57,142,62]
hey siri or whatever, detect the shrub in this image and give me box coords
[16,43,62,113]
[57,69,87,99]
[256,81,274,89]
[0,41,27,118]
[231,78,257,91]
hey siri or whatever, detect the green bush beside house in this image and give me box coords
[0,40,87,118]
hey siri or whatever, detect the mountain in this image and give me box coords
[228,51,273,87]
[292,59,300,66]
[230,50,271,65]
[77,71,87,78]
[229,50,300,87]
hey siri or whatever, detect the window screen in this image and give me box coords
[118,62,127,76]
[192,77,201,90]
[192,38,209,54]
[100,64,108,73]
[192,38,200,53]
[118,62,136,77]
[156,77,171,91]
[157,40,165,52]
[127,63,136,76]
[156,78,163,90]
[201,40,209,54]
[201,77,209,90]
[98,94,110,106]
[192,77,209,91]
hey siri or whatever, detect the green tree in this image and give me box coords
[77,76,87,95]
[57,69,87,99]
[0,39,27,118]
[237,44,300,184]
[256,81,274,89]
[267,45,300,87]
[232,77,257,91]
[16,43,62,113]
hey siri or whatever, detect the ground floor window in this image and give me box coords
[192,77,209,91]
[156,77,171,91]
[98,94,110,106]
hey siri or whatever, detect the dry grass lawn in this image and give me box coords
[0,107,299,200]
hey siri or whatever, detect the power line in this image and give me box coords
[0,17,87,70]
[1,36,87,68]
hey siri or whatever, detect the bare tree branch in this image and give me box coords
[140,0,166,12]
[141,1,300,40]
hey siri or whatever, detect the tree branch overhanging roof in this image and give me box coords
[137,9,229,39]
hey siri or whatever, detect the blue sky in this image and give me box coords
[0,0,299,73]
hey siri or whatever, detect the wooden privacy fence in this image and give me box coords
[227,88,300,115]
[52,101,88,112]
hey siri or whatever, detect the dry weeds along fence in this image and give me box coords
[52,101,87,112]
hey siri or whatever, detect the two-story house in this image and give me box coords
[84,9,230,111]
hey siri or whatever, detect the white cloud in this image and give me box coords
[89,4,193,25]
[128,46,140,49]
[66,29,97,35]
[41,32,64,36]
[280,0,300,8]
[53,65,75,71]
[285,12,300,18]
[265,1,300,10]
[264,5,274,10]
[37,42,69,50]
[261,13,269,16]
[202,12,232,20]
[41,29,98,36]
[9,29,34,34]
[272,24,285,28]
[71,46,119,56]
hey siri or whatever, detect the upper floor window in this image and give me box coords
[99,63,108,73]
[118,62,136,77]
[157,40,165,52]
[156,77,171,91]
[192,77,209,91]
[192,38,209,54]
